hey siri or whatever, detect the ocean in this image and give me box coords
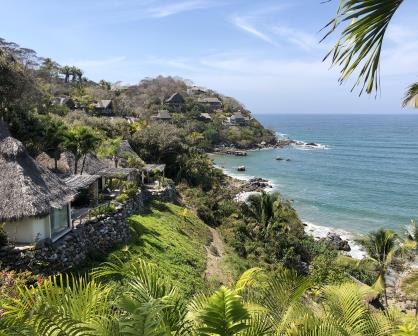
[213,114,418,252]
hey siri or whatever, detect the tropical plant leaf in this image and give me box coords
[322,0,404,96]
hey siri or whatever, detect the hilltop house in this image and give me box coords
[198,97,222,112]
[165,93,185,110]
[52,97,76,110]
[229,112,248,126]
[0,122,75,244]
[152,110,172,121]
[198,113,212,122]
[187,86,207,96]
[93,100,113,116]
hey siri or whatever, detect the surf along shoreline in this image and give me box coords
[209,148,367,260]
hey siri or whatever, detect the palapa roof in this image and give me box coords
[97,167,138,178]
[165,92,185,104]
[94,100,112,109]
[117,140,140,158]
[36,152,73,174]
[0,122,75,222]
[200,113,212,120]
[155,110,171,120]
[63,174,100,190]
[198,97,222,104]
[143,164,166,172]
[231,112,245,120]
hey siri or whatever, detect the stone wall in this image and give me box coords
[143,182,178,204]
[0,191,145,274]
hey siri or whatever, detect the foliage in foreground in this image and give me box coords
[1,257,413,336]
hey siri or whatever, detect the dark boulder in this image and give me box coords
[324,232,351,251]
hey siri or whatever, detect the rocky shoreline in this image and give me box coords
[212,138,295,156]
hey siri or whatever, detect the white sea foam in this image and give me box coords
[292,141,330,151]
[304,221,366,259]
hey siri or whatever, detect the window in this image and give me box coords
[50,205,70,238]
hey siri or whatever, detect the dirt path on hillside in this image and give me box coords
[204,227,231,285]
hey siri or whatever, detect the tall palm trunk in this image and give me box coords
[80,155,87,175]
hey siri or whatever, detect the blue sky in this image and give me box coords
[1,0,418,114]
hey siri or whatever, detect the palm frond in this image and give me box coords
[323,0,404,95]
[402,83,418,108]
[196,287,250,336]
[3,274,115,336]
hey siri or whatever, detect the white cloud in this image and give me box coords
[231,16,278,46]
[271,25,323,51]
[72,56,127,68]
[146,0,213,18]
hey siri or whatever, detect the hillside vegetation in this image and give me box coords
[100,202,211,297]
[1,37,417,334]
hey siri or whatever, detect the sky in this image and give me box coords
[1,0,418,115]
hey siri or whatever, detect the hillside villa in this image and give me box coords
[93,99,113,116]
[187,86,207,96]
[152,110,172,121]
[165,92,185,110]
[197,97,222,111]
[51,97,76,110]
[198,113,212,121]
[0,122,75,244]
[229,111,248,126]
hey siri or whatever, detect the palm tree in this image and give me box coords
[405,220,418,254]
[323,0,416,104]
[360,229,399,307]
[63,126,102,174]
[99,79,111,91]
[97,137,123,168]
[60,65,72,83]
[241,191,279,231]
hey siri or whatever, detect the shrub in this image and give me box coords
[0,224,8,248]
[114,193,129,203]
[197,205,216,226]
[90,204,116,217]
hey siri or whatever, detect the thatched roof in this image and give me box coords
[155,110,171,120]
[97,167,138,178]
[36,152,73,174]
[118,140,139,159]
[0,123,75,222]
[143,164,165,173]
[63,174,100,190]
[200,113,212,120]
[94,100,112,109]
[231,112,245,120]
[198,97,222,104]
[165,92,185,104]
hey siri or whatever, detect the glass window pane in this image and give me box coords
[50,205,70,237]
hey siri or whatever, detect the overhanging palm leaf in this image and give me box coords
[196,287,250,336]
[261,268,313,333]
[298,283,396,336]
[2,274,115,336]
[402,83,418,108]
[323,0,404,95]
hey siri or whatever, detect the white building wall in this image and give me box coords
[4,216,51,244]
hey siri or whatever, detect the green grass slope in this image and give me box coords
[104,202,211,297]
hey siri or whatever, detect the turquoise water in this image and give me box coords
[213,115,418,235]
